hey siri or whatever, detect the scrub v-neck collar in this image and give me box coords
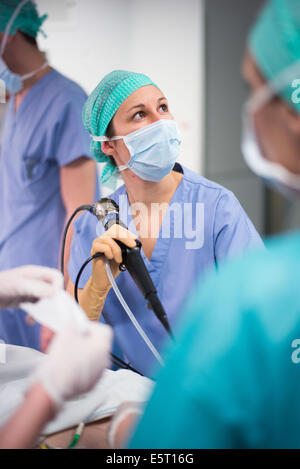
[11,69,55,120]
[117,165,185,276]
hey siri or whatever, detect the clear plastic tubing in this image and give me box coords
[104,259,164,366]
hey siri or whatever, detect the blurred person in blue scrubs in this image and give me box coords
[113,0,300,449]
[0,0,98,351]
[66,70,264,378]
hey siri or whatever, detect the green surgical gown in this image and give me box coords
[129,231,300,448]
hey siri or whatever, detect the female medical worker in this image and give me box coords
[67,70,264,377]
[121,0,300,449]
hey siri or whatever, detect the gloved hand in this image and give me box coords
[30,322,113,410]
[79,225,137,321]
[90,224,137,292]
[108,401,144,448]
[0,265,63,309]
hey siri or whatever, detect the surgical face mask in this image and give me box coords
[93,119,182,182]
[0,56,22,94]
[0,58,49,95]
[0,0,48,95]
[241,60,300,200]
[242,109,300,199]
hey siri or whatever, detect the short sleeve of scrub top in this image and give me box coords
[52,85,93,167]
[213,190,262,264]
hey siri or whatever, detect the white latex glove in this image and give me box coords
[30,322,113,410]
[108,401,144,449]
[21,290,91,334]
[0,265,63,309]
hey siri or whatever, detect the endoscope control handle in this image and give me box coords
[115,238,142,272]
[114,239,157,297]
[114,238,172,336]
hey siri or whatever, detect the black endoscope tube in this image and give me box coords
[60,204,93,284]
[147,292,173,338]
[115,240,173,338]
[74,254,102,303]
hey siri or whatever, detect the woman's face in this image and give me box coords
[102,85,173,167]
[242,50,300,175]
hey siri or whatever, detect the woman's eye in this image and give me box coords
[159,104,168,112]
[133,111,145,120]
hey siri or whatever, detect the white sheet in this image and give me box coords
[0,345,153,436]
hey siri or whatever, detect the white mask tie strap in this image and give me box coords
[90,135,123,142]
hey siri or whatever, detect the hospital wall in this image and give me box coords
[204,0,265,234]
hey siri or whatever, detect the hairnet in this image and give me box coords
[82,70,159,184]
[249,0,300,114]
[0,0,47,38]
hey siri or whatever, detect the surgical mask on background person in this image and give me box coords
[93,119,182,182]
[0,56,22,94]
[0,56,48,95]
[0,0,48,95]
[241,60,300,200]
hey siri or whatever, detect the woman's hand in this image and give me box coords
[91,225,137,292]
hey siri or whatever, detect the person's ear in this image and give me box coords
[283,104,300,135]
[101,140,115,156]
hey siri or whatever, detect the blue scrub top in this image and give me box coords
[68,164,264,377]
[0,69,99,349]
[130,231,300,449]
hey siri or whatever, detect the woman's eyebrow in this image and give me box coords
[127,103,145,113]
[127,97,167,114]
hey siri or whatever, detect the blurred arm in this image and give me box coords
[0,383,56,449]
[60,156,96,286]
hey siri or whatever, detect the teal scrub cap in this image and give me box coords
[249,0,300,114]
[0,0,47,38]
[82,69,159,185]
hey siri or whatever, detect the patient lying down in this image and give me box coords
[0,345,153,449]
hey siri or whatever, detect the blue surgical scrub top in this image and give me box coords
[0,69,98,349]
[130,231,300,449]
[68,164,264,377]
